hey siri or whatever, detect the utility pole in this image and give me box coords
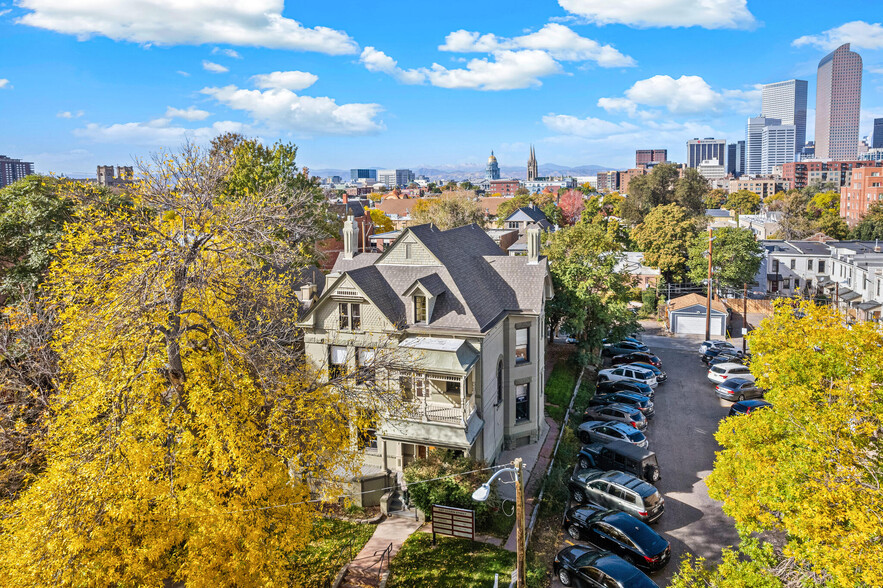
[743,283,748,355]
[705,226,714,341]
[515,457,526,588]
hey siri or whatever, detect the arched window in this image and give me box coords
[496,359,504,405]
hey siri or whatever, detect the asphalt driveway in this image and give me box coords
[551,328,740,587]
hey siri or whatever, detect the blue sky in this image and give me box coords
[0,1,882,175]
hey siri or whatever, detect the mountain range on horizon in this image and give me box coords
[309,163,614,182]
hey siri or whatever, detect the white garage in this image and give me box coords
[667,293,729,336]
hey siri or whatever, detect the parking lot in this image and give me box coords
[552,329,741,587]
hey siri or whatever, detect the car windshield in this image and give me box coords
[635,370,652,379]
[627,430,646,442]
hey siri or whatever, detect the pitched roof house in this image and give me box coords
[298,221,553,505]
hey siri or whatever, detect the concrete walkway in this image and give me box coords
[503,415,561,552]
[340,516,422,588]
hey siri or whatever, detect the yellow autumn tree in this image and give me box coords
[0,142,393,586]
[704,301,883,585]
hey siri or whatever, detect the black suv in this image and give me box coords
[578,440,661,483]
[588,392,655,418]
[596,380,655,397]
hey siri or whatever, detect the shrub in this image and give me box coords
[641,289,659,313]
[403,450,495,528]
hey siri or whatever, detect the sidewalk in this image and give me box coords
[340,516,422,588]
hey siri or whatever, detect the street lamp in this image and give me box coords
[473,457,526,588]
[704,228,717,341]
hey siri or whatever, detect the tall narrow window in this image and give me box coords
[399,375,413,401]
[496,360,504,405]
[414,295,427,323]
[790,259,796,270]
[772,259,779,273]
[351,304,361,330]
[515,327,529,364]
[357,348,375,384]
[329,345,347,379]
[339,303,349,330]
[819,260,825,273]
[808,259,814,271]
[405,242,413,259]
[515,383,529,422]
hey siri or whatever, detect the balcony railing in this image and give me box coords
[397,397,476,426]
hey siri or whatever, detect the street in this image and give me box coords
[552,328,741,587]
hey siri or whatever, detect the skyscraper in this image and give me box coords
[761,124,796,174]
[527,145,538,181]
[745,117,781,175]
[687,138,726,168]
[761,79,808,156]
[635,149,667,166]
[727,141,746,176]
[874,118,883,150]
[815,43,863,160]
[0,155,35,188]
[485,151,500,180]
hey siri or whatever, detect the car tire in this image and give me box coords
[567,524,581,540]
[579,431,591,444]
[579,457,591,470]
[572,489,586,503]
[738,394,745,401]
[559,569,573,586]
[645,465,660,483]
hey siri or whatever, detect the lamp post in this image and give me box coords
[705,227,715,341]
[473,458,525,588]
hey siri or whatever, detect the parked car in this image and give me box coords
[578,440,661,483]
[578,421,649,449]
[707,362,754,384]
[700,347,744,364]
[709,353,744,366]
[568,468,665,523]
[699,340,735,355]
[588,392,655,418]
[596,380,655,397]
[602,340,650,357]
[628,362,667,383]
[597,366,658,389]
[563,505,672,571]
[611,352,662,368]
[583,403,648,431]
[553,545,659,588]
[716,378,764,402]
[728,399,772,416]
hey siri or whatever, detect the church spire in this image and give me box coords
[527,145,538,181]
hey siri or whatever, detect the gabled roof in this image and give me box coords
[505,206,548,223]
[403,273,447,297]
[668,293,728,314]
[309,223,552,333]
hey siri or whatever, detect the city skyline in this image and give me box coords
[1,1,882,176]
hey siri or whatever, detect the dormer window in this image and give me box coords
[339,303,361,330]
[414,295,427,323]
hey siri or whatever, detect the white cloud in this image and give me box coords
[251,70,318,91]
[793,21,883,51]
[57,110,84,119]
[558,0,756,29]
[0,9,10,17]
[201,85,384,135]
[17,0,358,55]
[868,65,883,74]
[176,70,191,77]
[439,23,635,67]
[0,78,10,89]
[212,47,241,59]
[202,60,228,74]
[165,106,211,121]
[75,118,248,146]
[542,114,639,137]
[360,47,562,90]
[598,75,760,117]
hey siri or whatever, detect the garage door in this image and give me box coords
[676,315,724,336]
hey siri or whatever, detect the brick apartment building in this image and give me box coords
[841,166,883,226]
[782,160,873,190]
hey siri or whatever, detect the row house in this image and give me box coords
[298,221,553,505]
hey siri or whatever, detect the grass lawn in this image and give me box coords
[544,362,579,425]
[289,517,378,587]
[387,533,546,588]
[482,506,515,539]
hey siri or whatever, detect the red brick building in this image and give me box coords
[841,166,883,226]
[636,149,667,167]
[781,160,872,190]
[487,179,521,196]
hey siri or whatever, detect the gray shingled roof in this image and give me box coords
[506,206,548,223]
[318,223,550,333]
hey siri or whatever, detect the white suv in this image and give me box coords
[598,366,658,388]
[707,362,754,384]
[699,340,735,355]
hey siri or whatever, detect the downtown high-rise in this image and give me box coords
[814,43,862,160]
[761,79,807,157]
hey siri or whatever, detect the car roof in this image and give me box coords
[721,377,752,385]
[594,403,643,416]
[715,362,746,370]
[600,470,658,497]
[591,421,639,434]
[597,439,655,460]
[628,362,657,371]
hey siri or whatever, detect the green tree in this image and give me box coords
[412,194,486,229]
[705,302,883,585]
[817,212,849,240]
[632,204,699,284]
[542,222,637,359]
[704,188,728,210]
[368,208,394,233]
[620,164,706,224]
[541,202,564,226]
[513,186,530,196]
[724,189,761,215]
[850,201,883,240]
[775,190,815,239]
[687,227,763,289]
[458,180,475,191]
[674,167,709,215]
[495,194,534,224]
